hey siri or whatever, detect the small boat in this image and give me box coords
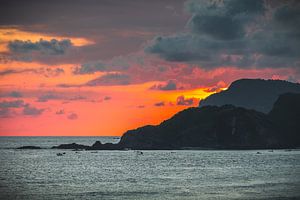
[56,153,63,156]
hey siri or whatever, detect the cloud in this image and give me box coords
[154,101,165,107]
[86,73,131,86]
[176,95,195,106]
[69,95,86,101]
[150,80,177,91]
[187,0,265,40]
[0,67,64,77]
[146,0,300,69]
[0,1,187,64]
[73,62,107,74]
[9,91,23,98]
[8,39,73,55]
[56,109,65,115]
[0,100,25,108]
[36,93,88,103]
[67,113,78,120]
[22,105,44,116]
[43,68,65,77]
[0,99,44,117]
[0,108,15,118]
[37,93,60,102]
[203,81,227,93]
[0,68,37,76]
[103,96,111,101]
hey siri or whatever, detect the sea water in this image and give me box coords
[0,137,299,200]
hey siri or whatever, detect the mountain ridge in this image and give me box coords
[200,79,300,113]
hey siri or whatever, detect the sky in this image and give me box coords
[0,0,299,136]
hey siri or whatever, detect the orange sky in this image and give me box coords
[1,0,299,137]
[0,58,214,136]
[0,31,215,136]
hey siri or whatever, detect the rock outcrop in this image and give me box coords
[17,146,42,149]
[51,142,89,149]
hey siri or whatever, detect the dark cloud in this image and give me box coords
[69,95,86,101]
[0,67,64,77]
[8,39,72,55]
[43,68,65,77]
[0,108,15,118]
[154,101,165,107]
[67,113,78,120]
[57,83,80,88]
[103,96,112,101]
[150,80,177,91]
[72,59,131,74]
[0,0,188,63]
[9,91,23,98]
[86,73,131,86]
[137,105,145,108]
[37,94,60,102]
[0,69,37,76]
[0,100,25,108]
[176,95,194,106]
[146,0,300,69]
[36,93,88,102]
[73,62,107,74]
[23,105,44,116]
[188,0,265,40]
[0,99,45,117]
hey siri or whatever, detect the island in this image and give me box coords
[50,92,300,150]
[17,79,300,151]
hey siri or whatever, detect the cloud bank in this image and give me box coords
[146,0,300,69]
[9,39,72,55]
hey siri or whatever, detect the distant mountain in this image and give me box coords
[199,79,300,113]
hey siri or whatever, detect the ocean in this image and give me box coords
[0,137,299,200]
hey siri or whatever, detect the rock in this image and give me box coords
[87,141,121,150]
[51,143,89,149]
[17,146,42,149]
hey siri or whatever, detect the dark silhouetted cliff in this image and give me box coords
[50,91,300,150]
[269,93,300,148]
[199,79,300,113]
[118,105,276,149]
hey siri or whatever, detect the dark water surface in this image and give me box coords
[0,137,299,200]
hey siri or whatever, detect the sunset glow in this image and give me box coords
[1,0,299,136]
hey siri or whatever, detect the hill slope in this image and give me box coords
[118,105,275,149]
[199,79,300,113]
[269,93,300,147]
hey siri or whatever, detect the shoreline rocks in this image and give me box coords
[17,146,42,149]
